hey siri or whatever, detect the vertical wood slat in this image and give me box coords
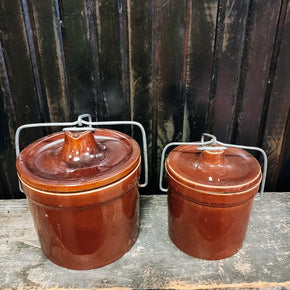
[21,0,48,124]
[60,0,96,118]
[207,0,226,134]
[127,0,153,192]
[0,0,43,198]
[153,0,187,191]
[212,0,250,142]
[28,0,72,123]
[235,0,282,146]
[96,0,128,122]
[118,0,130,123]
[0,0,42,143]
[276,111,290,191]
[0,91,19,198]
[183,0,218,141]
[0,41,19,198]
[262,0,290,191]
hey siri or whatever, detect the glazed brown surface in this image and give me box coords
[20,164,140,270]
[166,146,261,193]
[166,145,262,260]
[16,129,141,269]
[168,185,256,260]
[28,185,139,269]
[17,129,140,192]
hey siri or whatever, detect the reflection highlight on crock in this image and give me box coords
[15,117,267,269]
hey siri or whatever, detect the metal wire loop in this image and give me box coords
[15,114,148,192]
[63,127,96,132]
[159,133,267,199]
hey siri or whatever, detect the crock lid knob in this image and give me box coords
[60,131,100,164]
[200,149,225,165]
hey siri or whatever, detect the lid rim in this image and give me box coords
[166,169,262,195]
[165,144,262,193]
[18,160,141,196]
[165,162,262,192]
[16,129,141,192]
[17,156,141,193]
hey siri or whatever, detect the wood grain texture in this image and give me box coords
[0,82,18,197]
[0,0,290,197]
[235,0,281,146]
[276,111,290,191]
[183,0,217,141]
[154,0,186,143]
[60,0,96,118]
[0,193,289,289]
[0,39,18,198]
[0,94,18,198]
[262,0,290,191]
[96,0,128,122]
[0,0,43,144]
[212,0,250,142]
[127,0,153,192]
[0,0,42,198]
[28,0,72,123]
[152,0,187,191]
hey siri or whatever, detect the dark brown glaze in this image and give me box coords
[60,130,101,164]
[26,184,139,269]
[168,186,255,260]
[16,129,141,269]
[166,146,261,193]
[166,145,262,260]
[16,129,140,192]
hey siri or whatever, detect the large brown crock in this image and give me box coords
[164,136,265,260]
[16,127,141,270]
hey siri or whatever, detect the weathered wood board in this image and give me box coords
[0,193,289,289]
[0,0,290,197]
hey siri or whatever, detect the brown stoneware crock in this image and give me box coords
[16,128,141,269]
[165,142,263,260]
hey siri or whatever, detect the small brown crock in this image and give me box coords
[16,128,141,269]
[165,139,263,260]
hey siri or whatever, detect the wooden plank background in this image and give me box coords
[0,0,289,198]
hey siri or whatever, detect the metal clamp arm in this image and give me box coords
[81,119,148,188]
[215,140,267,199]
[159,140,213,192]
[15,114,92,157]
[15,114,148,190]
[159,133,267,199]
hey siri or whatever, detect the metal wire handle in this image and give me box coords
[15,114,148,192]
[159,133,267,199]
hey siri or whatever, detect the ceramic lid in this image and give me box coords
[166,145,261,193]
[16,129,140,192]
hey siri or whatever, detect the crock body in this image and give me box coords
[20,165,140,270]
[16,129,141,269]
[167,175,259,260]
[166,145,262,260]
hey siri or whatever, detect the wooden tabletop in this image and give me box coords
[0,193,289,289]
